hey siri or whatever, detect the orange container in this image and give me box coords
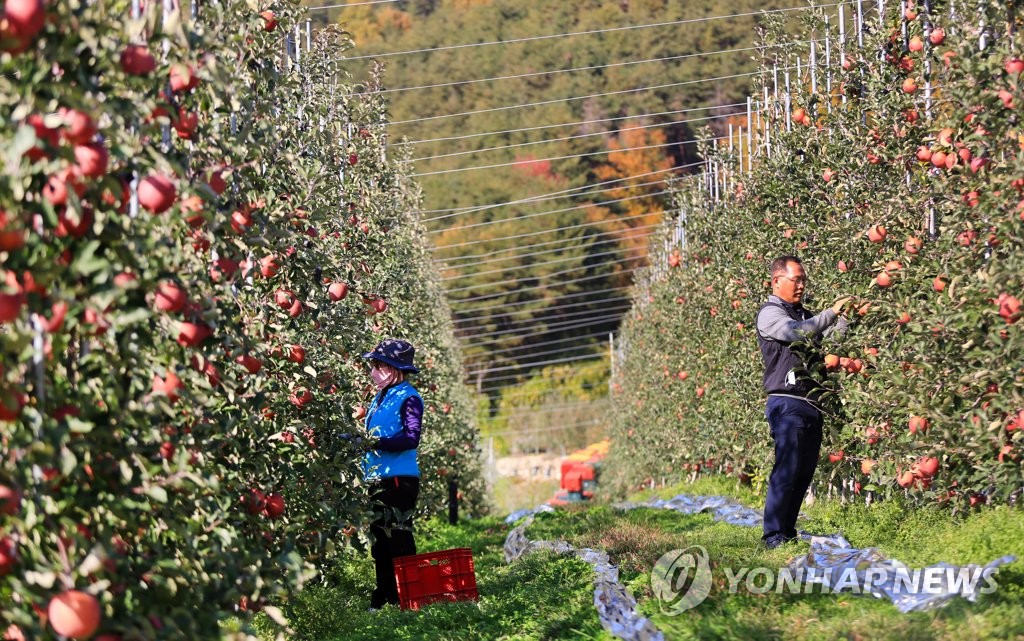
[393,547,479,610]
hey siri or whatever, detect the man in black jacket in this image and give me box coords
[756,256,849,549]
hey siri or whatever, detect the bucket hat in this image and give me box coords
[362,338,419,373]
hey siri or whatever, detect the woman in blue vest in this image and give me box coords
[361,338,424,609]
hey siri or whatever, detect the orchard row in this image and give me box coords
[607,0,1023,511]
[0,0,481,638]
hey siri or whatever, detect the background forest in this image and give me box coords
[304,0,805,452]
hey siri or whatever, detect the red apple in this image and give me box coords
[901,77,918,94]
[897,470,915,488]
[915,456,939,478]
[138,174,177,214]
[0,485,21,515]
[4,0,46,40]
[173,108,198,139]
[908,36,923,52]
[875,271,893,288]
[262,493,285,519]
[328,282,349,301]
[822,168,835,182]
[242,489,266,514]
[904,236,922,254]
[909,415,929,434]
[236,354,262,374]
[1006,58,1024,75]
[176,321,212,347]
[60,109,97,145]
[259,255,279,278]
[0,536,15,576]
[828,451,844,463]
[998,293,1021,324]
[151,370,182,402]
[928,28,945,45]
[73,143,109,178]
[154,282,186,313]
[867,224,887,243]
[169,63,198,93]
[230,209,252,234]
[120,44,157,75]
[274,290,294,309]
[260,10,277,31]
[287,345,305,364]
[48,590,101,639]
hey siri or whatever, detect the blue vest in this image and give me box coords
[361,381,421,481]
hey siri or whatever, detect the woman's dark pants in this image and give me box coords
[370,475,420,608]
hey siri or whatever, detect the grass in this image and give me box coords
[252,515,612,641]
[250,476,1024,640]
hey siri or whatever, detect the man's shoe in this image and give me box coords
[764,534,795,550]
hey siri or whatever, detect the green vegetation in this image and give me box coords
[302,0,808,391]
[258,517,609,640]
[265,475,1024,640]
[607,0,1024,508]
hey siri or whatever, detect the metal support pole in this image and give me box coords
[810,38,817,94]
[746,96,753,167]
[784,69,792,131]
[857,0,865,48]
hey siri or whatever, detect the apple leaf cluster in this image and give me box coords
[606,0,1024,511]
[0,0,481,637]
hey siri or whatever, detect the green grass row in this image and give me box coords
[251,476,1024,640]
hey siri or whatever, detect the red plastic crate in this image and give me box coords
[393,547,479,610]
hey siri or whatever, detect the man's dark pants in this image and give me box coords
[763,396,823,542]
[370,475,419,608]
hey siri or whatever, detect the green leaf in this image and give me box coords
[145,486,169,503]
[67,417,94,434]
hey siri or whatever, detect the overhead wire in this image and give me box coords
[453,284,637,317]
[428,186,673,235]
[434,205,680,252]
[454,295,633,327]
[477,356,610,384]
[452,267,641,304]
[467,352,610,377]
[338,4,839,61]
[439,230,655,273]
[446,251,645,295]
[406,104,741,149]
[469,341,612,372]
[482,420,605,438]
[369,40,811,96]
[441,244,644,283]
[307,0,401,9]
[391,69,778,127]
[460,311,627,345]
[409,108,750,164]
[459,304,633,337]
[435,221,667,266]
[422,165,680,220]
[465,330,615,358]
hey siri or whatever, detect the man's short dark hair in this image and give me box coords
[769,255,801,278]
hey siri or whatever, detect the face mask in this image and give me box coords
[371,366,400,390]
